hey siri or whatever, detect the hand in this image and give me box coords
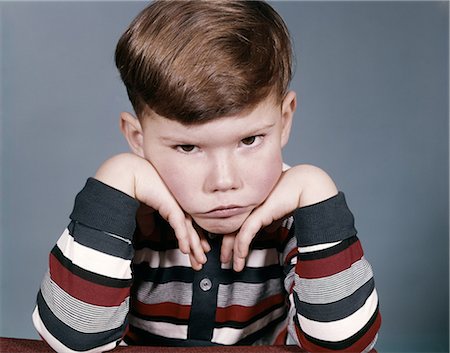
[94,153,210,270]
[232,164,338,272]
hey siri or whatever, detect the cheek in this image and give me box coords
[247,150,283,201]
[155,163,200,212]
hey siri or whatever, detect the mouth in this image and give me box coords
[202,205,248,218]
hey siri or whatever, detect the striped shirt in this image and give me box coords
[33,178,381,352]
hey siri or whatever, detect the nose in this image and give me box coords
[205,152,242,193]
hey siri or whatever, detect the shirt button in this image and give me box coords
[200,278,212,292]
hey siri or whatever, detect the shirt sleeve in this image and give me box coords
[284,192,381,352]
[32,178,140,353]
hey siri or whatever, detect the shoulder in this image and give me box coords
[287,164,339,207]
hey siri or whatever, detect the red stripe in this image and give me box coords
[284,247,297,265]
[132,300,191,320]
[279,225,291,242]
[296,311,382,352]
[49,253,129,307]
[215,293,285,323]
[297,241,363,279]
[273,327,288,345]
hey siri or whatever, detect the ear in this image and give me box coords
[120,112,145,157]
[280,90,297,148]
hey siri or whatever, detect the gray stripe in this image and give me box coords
[135,281,192,305]
[295,257,374,304]
[40,271,128,333]
[282,236,297,264]
[217,278,283,307]
[295,278,376,321]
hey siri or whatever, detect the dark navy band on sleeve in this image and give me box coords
[293,192,357,247]
[69,178,140,240]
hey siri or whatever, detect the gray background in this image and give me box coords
[0,1,448,352]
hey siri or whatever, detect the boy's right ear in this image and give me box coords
[120,112,145,157]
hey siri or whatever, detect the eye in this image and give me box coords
[241,136,256,145]
[240,135,264,147]
[176,144,197,153]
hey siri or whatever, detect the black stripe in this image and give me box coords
[129,311,189,326]
[236,310,287,345]
[126,325,222,346]
[132,264,195,283]
[298,236,359,261]
[51,246,132,288]
[294,278,376,322]
[297,304,380,350]
[134,239,179,251]
[132,263,283,285]
[37,290,127,351]
[293,192,357,247]
[68,221,133,260]
[219,264,284,285]
[70,178,139,239]
[215,301,286,329]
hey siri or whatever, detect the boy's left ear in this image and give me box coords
[280,91,297,148]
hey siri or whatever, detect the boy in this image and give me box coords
[32,1,381,352]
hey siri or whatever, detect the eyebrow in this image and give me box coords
[158,121,277,144]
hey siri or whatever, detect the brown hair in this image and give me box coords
[115,0,293,124]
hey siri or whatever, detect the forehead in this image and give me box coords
[142,96,281,141]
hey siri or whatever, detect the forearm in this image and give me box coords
[33,178,140,352]
[290,192,381,352]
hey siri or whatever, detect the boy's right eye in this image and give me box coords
[176,144,197,153]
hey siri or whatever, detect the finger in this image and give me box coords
[233,256,246,273]
[235,216,264,259]
[189,253,203,271]
[220,234,235,264]
[185,218,207,264]
[165,211,191,254]
[200,237,211,253]
[233,208,274,272]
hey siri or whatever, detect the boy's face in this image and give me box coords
[124,92,296,235]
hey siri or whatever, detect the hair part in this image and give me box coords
[115,0,293,124]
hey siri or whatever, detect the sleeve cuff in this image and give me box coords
[69,178,140,240]
[293,192,357,247]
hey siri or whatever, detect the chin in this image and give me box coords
[194,216,245,235]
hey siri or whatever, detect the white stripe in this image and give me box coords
[221,261,233,269]
[295,257,374,304]
[281,215,294,230]
[212,306,286,344]
[298,289,378,342]
[220,248,281,270]
[298,241,342,253]
[129,315,188,339]
[57,229,131,279]
[40,271,128,333]
[133,247,191,268]
[246,248,279,268]
[32,307,118,353]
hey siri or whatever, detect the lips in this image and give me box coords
[203,205,248,218]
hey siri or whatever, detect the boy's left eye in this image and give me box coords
[240,135,262,146]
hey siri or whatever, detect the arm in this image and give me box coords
[32,177,139,353]
[234,164,381,352]
[33,153,208,352]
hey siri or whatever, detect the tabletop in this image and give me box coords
[0,337,305,353]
